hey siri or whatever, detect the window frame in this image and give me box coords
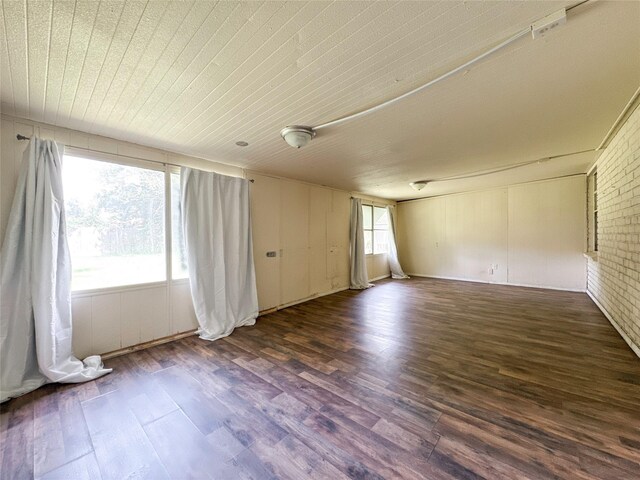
[169,168,189,281]
[63,147,188,295]
[362,203,389,256]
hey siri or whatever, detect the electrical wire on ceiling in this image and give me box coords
[410,80,639,188]
[280,0,593,148]
[431,149,595,182]
[312,30,531,132]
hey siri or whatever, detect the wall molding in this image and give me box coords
[102,282,361,356]
[103,284,355,358]
[261,274,392,314]
[70,279,189,298]
[398,173,587,204]
[587,291,640,359]
[406,273,586,293]
[275,286,351,311]
[370,274,391,282]
[102,329,197,360]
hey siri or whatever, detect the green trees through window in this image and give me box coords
[362,204,389,255]
[63,155,166,290]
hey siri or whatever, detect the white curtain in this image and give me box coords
[181,168,258,341]
[349,198,372,289]
[387,205,409,279]
[1,138,111,403]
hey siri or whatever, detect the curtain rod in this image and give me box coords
[16,134,254,182]
[17,133,182,169]
[350,196,395,207]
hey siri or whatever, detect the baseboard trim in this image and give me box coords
[271,285,351,312]
[267,276,390,312]
[262,275,392,314]
[370,274,391,282]
[102,284,357,358]
[406,273,586,293]
[101,329,198,360]
[587,290,640,359]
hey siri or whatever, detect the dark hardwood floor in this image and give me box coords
[2,278,639,479]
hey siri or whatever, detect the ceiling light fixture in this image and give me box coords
[410,181,429,191]
[280,6,576,148]
[280,126,315,148]
[235,141,249,147]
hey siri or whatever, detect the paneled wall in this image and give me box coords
[1,115,392,357]
[397,189,508,283]
[586,105,640,357]
[507,177,587,290]
[367,254,392,281]
[249,172,392,311]
[397,175,586,291]
[71,282,196,359]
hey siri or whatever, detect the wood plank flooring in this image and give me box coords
[1,278,639,479]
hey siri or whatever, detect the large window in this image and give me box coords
[362,205,389,255]
[61,153,196,290]
[63,155,166,290]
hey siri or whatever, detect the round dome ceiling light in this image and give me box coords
[410,181,429,191]
[235,141,249,147]
[280,126,315,148]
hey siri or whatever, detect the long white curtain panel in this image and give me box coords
[0,138,111,403]
[387,205,409,279]
[349,198,372,289]
[181,168,259,341]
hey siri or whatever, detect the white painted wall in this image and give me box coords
[397,175,587,291]
[366,254,391,281]
[248,171,392,311]
[507,177,587,290]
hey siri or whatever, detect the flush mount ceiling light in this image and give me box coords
[280,126,316,148]
[280,7,574,148]
[235,141,249,147]
[410,181,429,191]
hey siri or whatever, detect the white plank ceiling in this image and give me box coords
[1,0,639,199]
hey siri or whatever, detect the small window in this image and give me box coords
[362,204,389,255]
[63,155,166,290]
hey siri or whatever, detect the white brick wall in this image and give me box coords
[587,105,640,356]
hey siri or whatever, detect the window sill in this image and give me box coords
[583,251,598,261]
[71,278,189,298]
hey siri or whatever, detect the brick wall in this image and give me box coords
[587,104,640,357]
